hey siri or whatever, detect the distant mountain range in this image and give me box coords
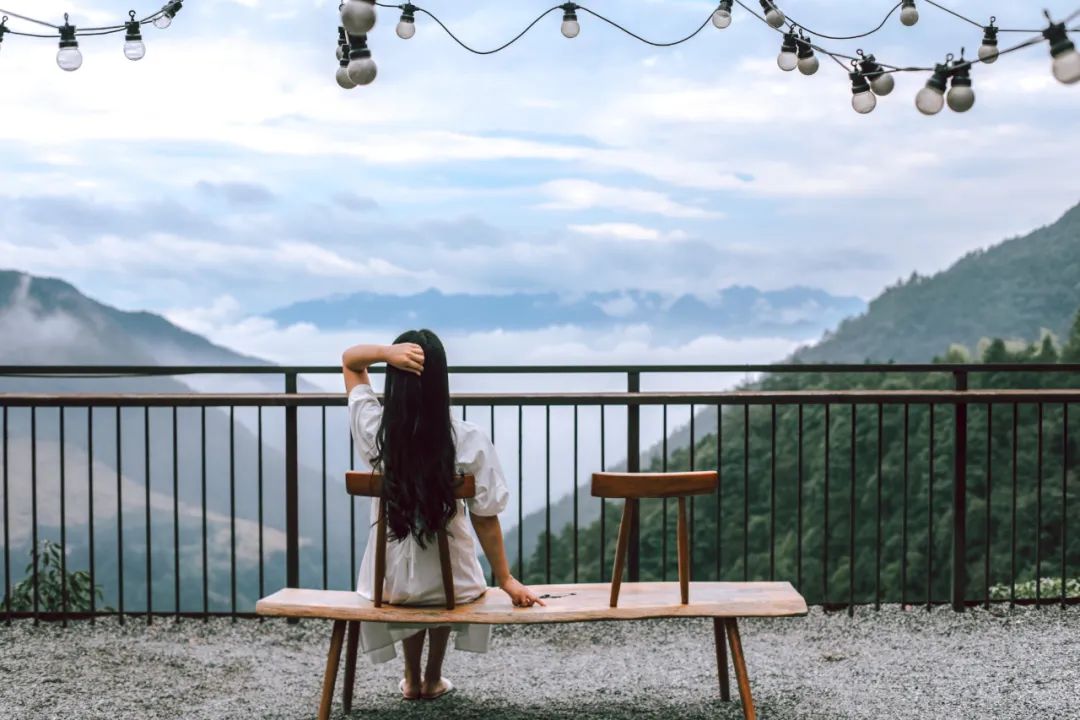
[268,287,866,342]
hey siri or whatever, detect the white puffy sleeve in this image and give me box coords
[347,384,382,466]
[457,423,510,517]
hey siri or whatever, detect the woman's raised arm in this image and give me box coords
[341,342,425,392]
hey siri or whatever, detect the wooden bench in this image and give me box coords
[256,471,808,720]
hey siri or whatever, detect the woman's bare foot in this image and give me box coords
[399,677,421,700]
[420,677,455,700]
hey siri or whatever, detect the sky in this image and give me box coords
[1,0,1078,367]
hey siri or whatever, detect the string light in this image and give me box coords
[777,31,798,71]
[561,3,580,39]
[341,0,377,35]
[760,0,785,30]
[1044,19,1080,84]
[124,12,146,61]
[915,63,949,115]
[396,3,416,39]
[978,22,999,64]
[346,32,377,85]
[337,27,348,60]
[56,17,81,72]
[858,53,894,96]
[153,0,181,30]
[900,0,920,27]
[946,60,975,112]
[795,35,819,75]
[337,52,357,89]
[849,71,876,114]
[712,0,733,30]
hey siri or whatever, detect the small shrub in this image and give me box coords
[988,576,1080,601]
[2,539,105,612]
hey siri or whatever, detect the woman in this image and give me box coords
[342,329,544,700]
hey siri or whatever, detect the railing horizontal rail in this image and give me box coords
[3,363,1080,376]
[2,389,1080,407]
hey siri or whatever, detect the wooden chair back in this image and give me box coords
[591,471,719,608]
[345,471,476,610]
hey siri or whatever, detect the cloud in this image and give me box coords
[197,180,276,206]
[569,222,689,242]
[331,191,381,212]
[537,179,722,219]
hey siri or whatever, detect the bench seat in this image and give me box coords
[256,581,808,624]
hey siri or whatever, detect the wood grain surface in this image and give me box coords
[256,582,808,624]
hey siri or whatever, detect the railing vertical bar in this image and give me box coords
[144,406,152,625]
[662,404,668,582]
[518,405,524,581]
[600,405,606,583]
[1036,402,1043,606]
[985,404,992,610]
[117,407,124,624]
[200,407,208,620]
[258,407,264,610]
[1011,402,1018,607]
[928,404,935,611]
[823,403,830,605]
[770,404,776,582]
[573,405,579,585]
[1062,403,1068,610]
[31,407,38,624]
[60,407,68,626]
[716,404,722,582]
[2,405,8,626]
[797,403,803,594]
[627,372,641,583]
[876,402,883,611]
[173,406,179,621]
[743,404,749,582]
[321,407,328,590]
[491,405,497,588]
[952,371,969,612]
[545,405,551,584]
[902,404,909,608]
[229,406,237,620]
[689,403,695,580]
[284,372,299,599]
[849,403,856,617]
[462,405,467,422]
[88,408,95,623]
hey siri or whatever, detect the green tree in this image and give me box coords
[3,540,105,612]
[1062,309,1080,363]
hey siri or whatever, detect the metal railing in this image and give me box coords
[0,363,1078,623]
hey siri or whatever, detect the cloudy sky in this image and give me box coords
[1,0,1078,366]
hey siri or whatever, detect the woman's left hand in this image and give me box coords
[500,577,546,608]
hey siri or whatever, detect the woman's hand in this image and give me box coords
[385,343,424,376]
[499,577,546,608]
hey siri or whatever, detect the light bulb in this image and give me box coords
[900,1,918,26]
[57,23,82,72]
[796,39,818,75]
[712,0,733,29]
[154,0,181,29]
[760,1,784,29]
[869,72,894,96]
[1052,49,1080,84]
[336,63,357,89]
[561,7,580,39]
[124,40,146,60]
[916,65,948,115]
[849,72,876,114]
[154,14,172,29]
[1045,23,1080,85]
[777,33,798,72]
[341,0,377,36]
[347,55,377,85]
[124,19,145,61]
[57,46,82,71]
[396,19,415,39]
[978,26,999,64]
[712,9,732,29]
[946,65,975,112]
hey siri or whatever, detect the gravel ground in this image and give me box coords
[0,606,1077,720]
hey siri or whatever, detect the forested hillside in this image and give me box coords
[523,312,1080,605]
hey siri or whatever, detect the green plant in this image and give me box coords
[989,577,1080,602]
[3,539,105,612]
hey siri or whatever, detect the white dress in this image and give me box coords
[348,384,510,664]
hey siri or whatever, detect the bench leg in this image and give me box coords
[713,618,731,701]
[724,618,755,720]
[342,621,361,714]
[319,620,347,720]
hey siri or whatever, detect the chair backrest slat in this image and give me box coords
[345,471,476,610]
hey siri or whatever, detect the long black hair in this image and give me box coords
[374,329,457,548]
